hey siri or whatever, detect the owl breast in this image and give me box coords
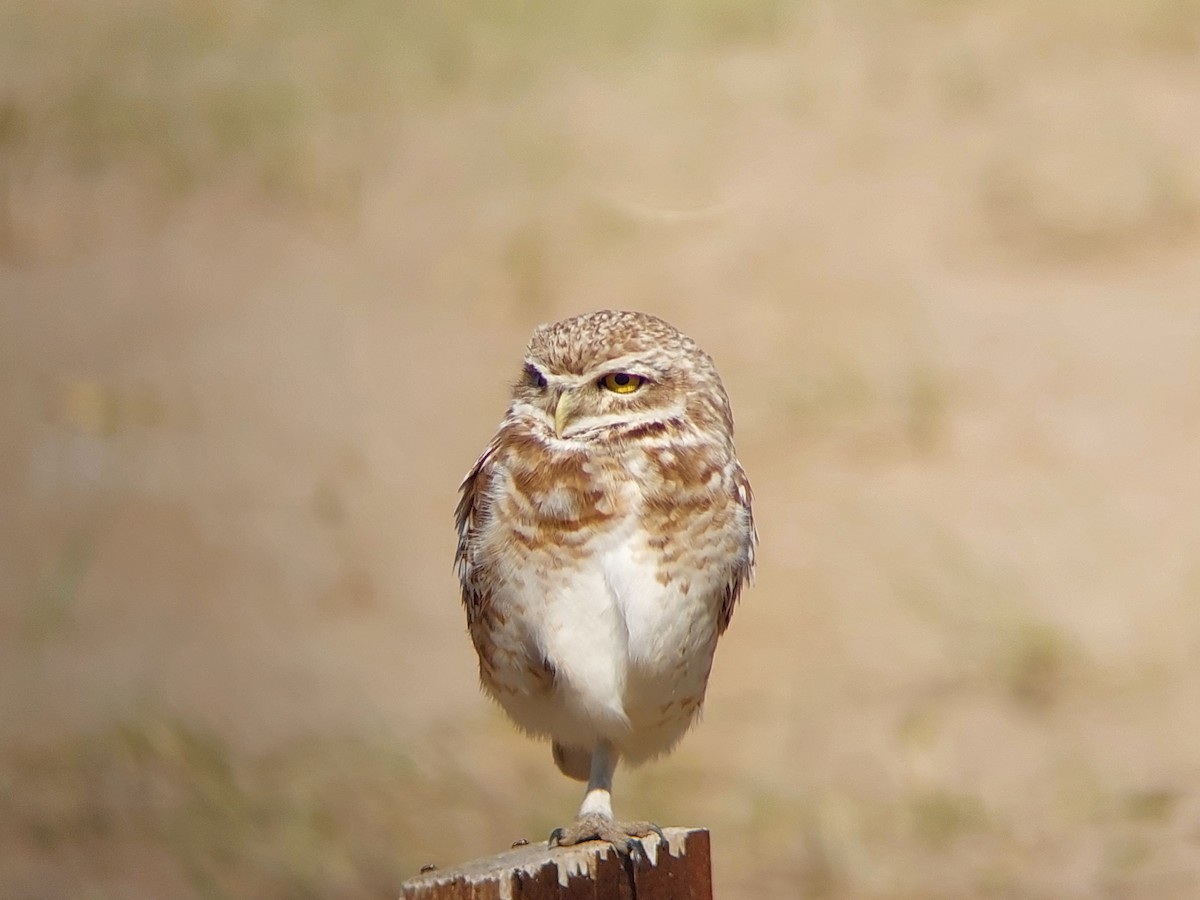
[469,436,740,762]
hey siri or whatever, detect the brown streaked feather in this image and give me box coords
[457,437,575,699]
[455,441,498,629]
[718,461,757,634]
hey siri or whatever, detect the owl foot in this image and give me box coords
[548,813,665,857]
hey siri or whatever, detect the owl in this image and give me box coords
[455,309,756,851]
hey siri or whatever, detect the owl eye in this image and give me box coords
[523,364,548,389]
[601,372,644,394]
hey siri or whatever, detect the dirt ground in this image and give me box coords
[3,1,1200,897]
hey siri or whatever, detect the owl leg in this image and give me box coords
[547,739,665,854]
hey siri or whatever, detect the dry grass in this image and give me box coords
[3,0,1200,897]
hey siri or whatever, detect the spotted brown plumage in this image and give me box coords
[455,309,756,851]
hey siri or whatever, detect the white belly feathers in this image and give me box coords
[496,513,718,761]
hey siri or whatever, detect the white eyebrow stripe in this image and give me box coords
[563,399,688,436]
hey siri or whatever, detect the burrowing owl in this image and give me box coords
[455,309,756,850]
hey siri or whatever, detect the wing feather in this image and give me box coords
[718,461,756,634]
[455,442,498,628]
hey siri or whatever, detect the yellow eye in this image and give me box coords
[601,372,643,394]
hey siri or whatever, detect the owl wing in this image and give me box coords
[718,460,757,634]
[454,441,499,628]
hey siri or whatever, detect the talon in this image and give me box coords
[548,812,662,852]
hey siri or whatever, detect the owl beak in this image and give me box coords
[554,391,575,438]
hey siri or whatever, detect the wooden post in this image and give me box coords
[400,827,712,900]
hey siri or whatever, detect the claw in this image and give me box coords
[547,813,665,856]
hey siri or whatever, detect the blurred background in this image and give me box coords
[3,0,1200,896]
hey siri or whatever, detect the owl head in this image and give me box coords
[509,309,733,443]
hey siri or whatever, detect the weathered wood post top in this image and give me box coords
[400,827,712,900]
